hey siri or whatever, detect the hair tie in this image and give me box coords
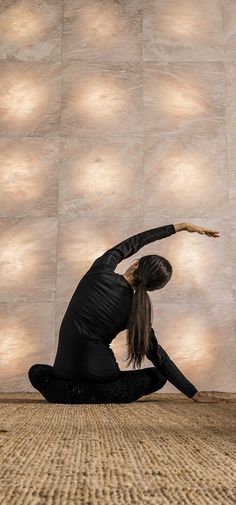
[134,273,146,290]
[137,279,146,290]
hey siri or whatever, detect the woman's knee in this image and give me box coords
[28,364,53,388]
[149,368,167,389]
[157,371,167,388]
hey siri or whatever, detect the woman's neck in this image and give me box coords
[122,273,134,288]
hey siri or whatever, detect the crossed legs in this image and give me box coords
[28,364,167,404]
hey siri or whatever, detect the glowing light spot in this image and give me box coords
[0,231,41,282]
[0,319,42,374]
[166,314,216,367]
[0,3,48,44]
[71,150,132,194]
[160,81,206,117]
[4,80,43,118]
[0,154,42,200]
[155,152,212,205]
[155,4,209,40]
[79,6,118,41]
[0,324,30,361]
[74,79,128,119]
[172,239,217,287]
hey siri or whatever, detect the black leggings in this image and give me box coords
[28,364,167,404]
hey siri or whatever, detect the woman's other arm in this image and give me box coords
[146,328,198,399]
[147,329,229,403]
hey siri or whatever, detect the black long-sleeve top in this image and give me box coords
[64,223,198,399]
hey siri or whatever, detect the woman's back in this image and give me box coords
[52,224,176,381]
[68,267,134,343]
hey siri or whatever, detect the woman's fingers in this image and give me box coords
[198,397,231,403]
[186,224,220,237]
[193,391,232,403]
[196,227,219,236]
[201,228,220,237]
[212,397,230,403]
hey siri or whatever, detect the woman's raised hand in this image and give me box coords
[185,223,220,237]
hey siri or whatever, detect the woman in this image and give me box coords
[28,222,225,404]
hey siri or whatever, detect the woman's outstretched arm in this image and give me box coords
[88,221,219,273]
[146,327,198,399]
[88,223,180,273]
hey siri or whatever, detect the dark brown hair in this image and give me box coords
[124,254,172,369]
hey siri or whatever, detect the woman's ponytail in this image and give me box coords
[124,254,172,369]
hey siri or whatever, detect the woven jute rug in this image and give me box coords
[0,391,235,505]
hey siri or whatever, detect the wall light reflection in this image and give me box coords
[156,152,212,204]
[73,79,128,119]
[157,5,209,38]
[0,154,43,200]
[171,314,215,366]
[1,232,41,281]
[0,5,44,43]
[76,5,120,42]
[0,320,43,376]
[172,239,217,286]
[71,150,132,195]
[4,79,45,119]
[159,81,206,117]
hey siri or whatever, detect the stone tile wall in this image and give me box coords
[0,0,235,393]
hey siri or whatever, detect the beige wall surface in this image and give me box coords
[0,0,235,393]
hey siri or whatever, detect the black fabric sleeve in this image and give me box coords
[146,328,198,399]
[88,224,176,272]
